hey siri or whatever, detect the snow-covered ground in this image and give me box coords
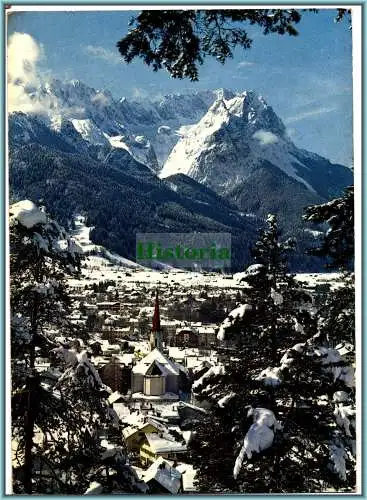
[70,259,341,291]
[71,215,143,270]
[69,215,342,290]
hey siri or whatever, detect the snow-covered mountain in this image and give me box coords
[19,78,350,203]
[159,91,351,201]
[8,77,352,271]
[19,79,222,168]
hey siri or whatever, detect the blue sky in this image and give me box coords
[8,8,353,166]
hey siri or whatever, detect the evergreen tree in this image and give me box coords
[10,200,82,493]
[188,214,355,492]
[301,186,356,484]
[218,215,311,357]
[303,185,354,270]
[10,201,140,494]
[303,186,355,347]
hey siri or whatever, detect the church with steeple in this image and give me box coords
[131,290,183,399]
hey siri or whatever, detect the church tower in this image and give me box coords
[149,289,163,351]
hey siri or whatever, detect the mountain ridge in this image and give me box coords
[8,78,353,271]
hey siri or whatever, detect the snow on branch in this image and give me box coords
[233,408,281,479]
[9,200,47,229]
[329,443,347,481]
[333,403,355,437]
[256,342,355,390]
[270,287,283,305]
[192,364,225,391]
[217,304,253,341]
[10,200,83,261]
[217,392,236,408]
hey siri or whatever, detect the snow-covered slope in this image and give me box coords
[71,119,109,146]
[107,134,159,170]
[71,215,142,269]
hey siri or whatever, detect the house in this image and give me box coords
[175,327,199,348]
[142,457,182,494]
[176,463,197,493]
[140,433,187,466]
[161,319,182,345]
[123,419,162,452]
[99,357,131,393]
[197,325,217,347]
[96,301,120,313]
[112,402,131,423]
[167,347,185,365]
[107,391,126,405]
[177,401,207,425]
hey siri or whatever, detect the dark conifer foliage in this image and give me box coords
[117,10,302,81]
[303,185,355,357]
[303,186,354,270]
[189,214,356,493]
[10,202,138,494]
[117,9,350,81]
[117,9,301,81]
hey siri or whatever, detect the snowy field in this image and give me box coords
[70,254,341,291]
[68,216,341,289]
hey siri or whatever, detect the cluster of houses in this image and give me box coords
[25,264,356,494]
[58,277,244,401]
[68,276,241,345]
[32,285,229,493]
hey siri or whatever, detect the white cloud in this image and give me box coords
[8,32,42,84]
[286,127,297,139]
[84,45,120,65]
[91,92,111,106]
[131,87,150,100]
[252,130,279,146]
[7,32,46,113]
[237,61,255,69]
[284,106,337,125]
[7,32,85,119]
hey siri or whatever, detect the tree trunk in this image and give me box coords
[23,292,39,493]
[23,375,38,493]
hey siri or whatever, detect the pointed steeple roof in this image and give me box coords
[152,289,161,331]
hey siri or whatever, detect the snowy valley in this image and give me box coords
[10,199,356,494]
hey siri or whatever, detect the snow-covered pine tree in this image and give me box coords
[189,214,312,491]
[303,185,354,270]
[10,200,82,493]
[32,348,141,493]
[299,187,356,490]
[303,185,355,347]
[10,201,140,494]
[189,214,355,492]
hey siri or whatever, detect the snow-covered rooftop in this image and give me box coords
[143,457,182,494]
[145,433,187,454]
[132,348,181,376]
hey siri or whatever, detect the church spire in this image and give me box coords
[150,289,162,351]
[152,289,161,331]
